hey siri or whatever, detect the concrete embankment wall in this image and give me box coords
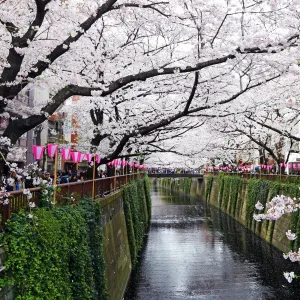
[159,176,298,253]
[100,191,132,300]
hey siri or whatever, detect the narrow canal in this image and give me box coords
[124,181,300,300]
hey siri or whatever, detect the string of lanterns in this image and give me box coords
[32,144,146,169]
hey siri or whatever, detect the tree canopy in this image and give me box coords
[0,0,299,163]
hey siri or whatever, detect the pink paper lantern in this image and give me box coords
[47,144,58,158]
[62,148,71,160]
[85,154,93,163]
[71,152,82,163]
[78,153,84,163]
[32,145,45,160]
[95,155,101,164]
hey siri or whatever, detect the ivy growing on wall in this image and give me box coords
[0,199,108,300]
[205,175,214,202]
[246,179,269,228]
[122,177,151,269]
[122,186,137,268]
[216,175,243,216]
[217,174,225,208]
[144,175,152,219]
[182,178,192,194]
[221,176,232,211]
[229,177,243,217]
[158,178,192,196]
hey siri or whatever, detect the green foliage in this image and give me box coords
[229,177,243,216]
[159,178,192,195]
[170,179,180,193]
[122,177,150,269]
[182,178,192,194]
[0,199,108,300]
[144,175,152,220]
[246,179,269,228]
[281,183,299,198]
[78,200,108,300]
[221,177,231,210]
[268,181,281,200]
[217,175,243,215]
[217,174,225,208]
[205,175,214,202]
[122,187,137,268]
[39,184,55,208]
[284,176,300,185]
[160,178,171,188]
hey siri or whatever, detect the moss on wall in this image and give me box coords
[202,175,300,253]
[158,177,193,195]
[122,177,151,270]
[158,174,300,254]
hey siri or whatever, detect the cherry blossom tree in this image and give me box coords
[0,0,299,163]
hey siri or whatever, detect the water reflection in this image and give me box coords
[124,184,300,300]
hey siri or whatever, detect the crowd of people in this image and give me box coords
[148,167,199,174]
[1,169,107,192]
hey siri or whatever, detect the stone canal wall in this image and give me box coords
[100,190,132,300]
[101,177,151,300]
[158,176,300,253]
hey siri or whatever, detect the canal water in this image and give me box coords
[124,182,300,300]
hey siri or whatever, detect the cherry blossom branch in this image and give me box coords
[0,0,118,103]
[0,0,51,91]
[112,2,170,18]
[246,115,300,142]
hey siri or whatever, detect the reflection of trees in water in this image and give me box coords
[150,184,300,299]
[210,207,300,299]
[158,186,200,205]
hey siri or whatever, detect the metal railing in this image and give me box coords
[148,173,203,178]
[0,173,144,230]
[204,171,300,182]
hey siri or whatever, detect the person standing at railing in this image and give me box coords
[60,173,69,184]
[6,175,15,191]
[98,170,105,178]
[15,178,21,191]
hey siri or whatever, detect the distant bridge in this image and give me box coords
[148,173,203,179]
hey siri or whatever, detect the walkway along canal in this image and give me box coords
[124,180,300,300]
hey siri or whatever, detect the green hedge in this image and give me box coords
[0,199,108,300]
